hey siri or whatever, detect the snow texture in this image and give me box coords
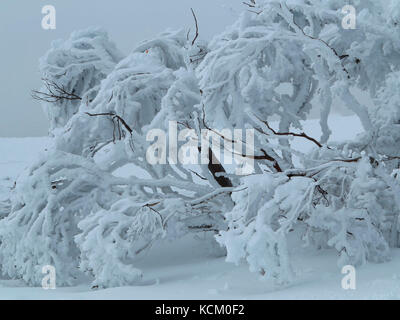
[1,0,400,295]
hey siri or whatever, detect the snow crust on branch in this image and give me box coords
[2,0,400,287]
[37,27,124,132]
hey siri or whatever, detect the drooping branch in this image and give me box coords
[85,112,133,135]
[284,156,378,181]
[85,112,133,148]
[245,3,350,75]
[255,116,323,148]
[280,3,350,77]
[256,149,283,172]
[32,78,82,103]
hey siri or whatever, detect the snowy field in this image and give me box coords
[0,116,400,300]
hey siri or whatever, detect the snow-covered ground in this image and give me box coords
[0,116,399,300]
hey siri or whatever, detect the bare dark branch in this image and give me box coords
[85,112,133,135]
[32,78,82,103]
[202,104,283,173]
[243,1,256,8]
[190,8,199,46]
[85,112,133,149]
[255,115,323,148]
[189,169,207,181]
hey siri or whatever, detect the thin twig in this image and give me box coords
[243,1,256,8]
[190,8,199,46]
[282,3,350,77]
[189,169,207,181]
[254,114,323,148]
[85,112,133,135]
[32,78,82,103]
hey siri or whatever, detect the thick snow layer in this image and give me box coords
[1,116,399,300]
[0,235,399,299]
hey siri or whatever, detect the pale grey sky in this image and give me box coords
[0,0,243,137]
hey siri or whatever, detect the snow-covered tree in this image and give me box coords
[1,27,233,287]
[2,0,400,287]
[212,0,400,282]
[33,27,124,132]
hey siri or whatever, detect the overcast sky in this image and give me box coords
[0,0,244,137]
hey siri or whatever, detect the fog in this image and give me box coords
[0,0,243,137]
